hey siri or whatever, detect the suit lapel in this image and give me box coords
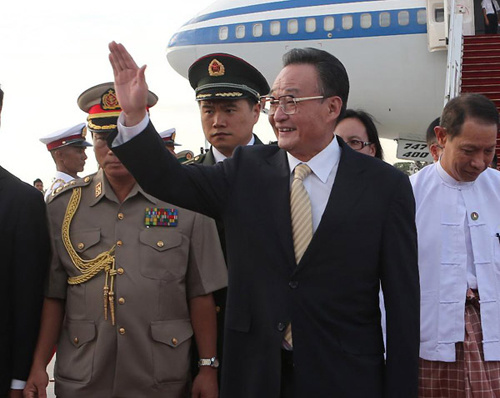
[264,149,296,269]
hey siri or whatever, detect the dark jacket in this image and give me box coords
[111,124,420,398]
[0,167,50,395]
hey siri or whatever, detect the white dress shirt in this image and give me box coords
[44,171,75,200]
[287,136,341,232]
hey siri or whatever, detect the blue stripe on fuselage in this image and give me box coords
[185,0,381,25]
[169,8,426,48]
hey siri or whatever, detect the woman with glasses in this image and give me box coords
[334,109,384,160]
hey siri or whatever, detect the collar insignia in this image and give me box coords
[95,182,102,198]
[208,59,225,77]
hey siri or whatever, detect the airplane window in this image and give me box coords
[435,8,444,23]
[342,15,353,30]
[398,11,409,26]
[271,21,281,36]
[379,12,390,27]
[219,26,228,40]
[253,23,263,37]
[306,18,317,32]
[324,16,335,31]
[417,9,427,24]
[236,25,246,39]
[360,13,372,28]
[288,19,299,34]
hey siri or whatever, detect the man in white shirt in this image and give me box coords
[40,123,91,200]
[411,93,500,397]
[482,0,500,34]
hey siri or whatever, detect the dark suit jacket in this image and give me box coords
[111,123,420,398]
[0,167,50,396]
[187,134,264,379]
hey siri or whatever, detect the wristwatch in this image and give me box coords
[198,356,220,368]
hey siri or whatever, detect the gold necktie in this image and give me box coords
[284,163,313,347]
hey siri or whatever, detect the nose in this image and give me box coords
[470,153,487,171]
[272,104,288,123]
[212,111,227,128]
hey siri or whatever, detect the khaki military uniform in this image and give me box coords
[45,169,227,398]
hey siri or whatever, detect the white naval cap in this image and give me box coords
[159,128,181,146]
[40,123,92,151]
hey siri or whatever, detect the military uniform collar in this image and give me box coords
[89,169,158,206]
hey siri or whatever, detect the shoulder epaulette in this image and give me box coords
[47,174,94,204]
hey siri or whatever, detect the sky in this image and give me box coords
[0,0,398,187]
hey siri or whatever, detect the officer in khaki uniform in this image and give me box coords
[24,83,227,398]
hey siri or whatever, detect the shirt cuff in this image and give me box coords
[113,112,150,147]
[11,379,26,389]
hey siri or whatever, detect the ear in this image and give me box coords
[434,126,447,147]
[252,102,261,123]
[327,96,342,121]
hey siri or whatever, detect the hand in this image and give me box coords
[23,368,49,398]
[8,390,23,398]
[191,367,218,398]
[108,41,148,126]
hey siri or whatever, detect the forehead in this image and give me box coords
[271,64,319,95]
[335,118,368,139]
[452,118,498,145]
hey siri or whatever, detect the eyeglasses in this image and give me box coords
[260,95,324,115]
[345,139,373,151]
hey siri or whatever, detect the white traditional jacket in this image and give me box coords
[411,162,500,362]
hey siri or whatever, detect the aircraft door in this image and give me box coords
[427,0,447,51]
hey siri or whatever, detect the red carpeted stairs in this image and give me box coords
[461,34,500,167]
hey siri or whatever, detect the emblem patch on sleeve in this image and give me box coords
[145,208,178,227]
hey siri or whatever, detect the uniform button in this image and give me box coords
[117,213,124,220]
[277,322,286,332]
[215,306,221,313]
[84,177,90,183]
[289,281,298,289]
[73,337,79,344]
[117,268,124,275]
[119,327,126,335]
[172,338,178,345]
[77,243,85,250]
[118,297,125,304]
[116,240,123,247]
[156,241,164,248]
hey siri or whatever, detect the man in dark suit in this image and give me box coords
[0,87,50,397]
[107,42,420,397]
[184,53,270,381]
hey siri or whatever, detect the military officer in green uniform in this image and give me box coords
[24,83,227,398]
[185,53,269,380]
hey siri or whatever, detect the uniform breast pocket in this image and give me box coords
[139,228,187,280]
[68,229,101,257]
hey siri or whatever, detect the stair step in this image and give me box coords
[462,70,500,78]
[461,91,500,102]
[462,78,500,85]
[461,86,500,93]
[463,46,500,53]
[463,55,500,63]
[464,34,500,43]
[462,63,500,71]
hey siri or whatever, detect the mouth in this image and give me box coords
[211,132,231,138]
[278,127,296,134]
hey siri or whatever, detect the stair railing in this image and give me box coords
[444,0,465,105]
